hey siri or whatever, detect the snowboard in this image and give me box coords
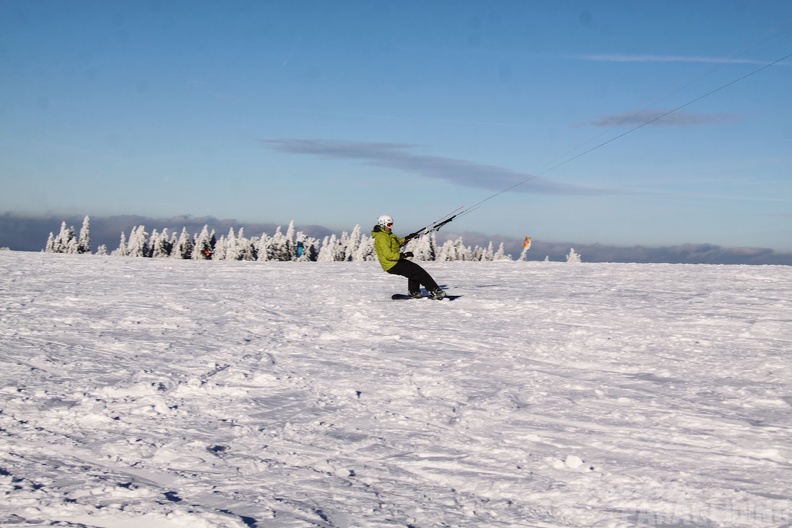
[391,293,462,301]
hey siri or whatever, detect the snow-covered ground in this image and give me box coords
[1,251,791,528]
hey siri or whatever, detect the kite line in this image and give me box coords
[408,47,792,239]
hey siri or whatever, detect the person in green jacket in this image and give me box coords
[371,214,445,300]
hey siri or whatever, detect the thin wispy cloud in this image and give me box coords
[582,110,739,127]
[569,53,786,66]
[260,139,611,196]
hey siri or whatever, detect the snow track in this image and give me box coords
[1,252,791,527]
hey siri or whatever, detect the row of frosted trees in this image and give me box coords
[45,217,521,262]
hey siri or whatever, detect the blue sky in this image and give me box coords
[2,0,791,252]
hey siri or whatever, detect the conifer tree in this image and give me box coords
[213,235,227,260]
[296,235,320,261]
[284,221,296,260]
[224,227,241,261]
[268,226,291,261]
[237,228,256,261]
[436,239,453,262]
[335,231,351,261]
[481,242,495,261]
[193,225,214,260]
[494,242,511,261]
[151,228,172,258]
[45,232,56,253]
[114,232,128,257]
[455,238,471,261]
[255,232,272,261]
[168,231,179,256]
[148,229,160,256]
[317,235,336,261]
[53,222,67,253]
[77,216,91,254]
[53,222,76,253]
[354,234,375,261]
[412,234,436,261]
[127,227,137,256]
[127,226,150,257]
[173,228,193,259]
[65,236,79,254]
[344,225,361,261]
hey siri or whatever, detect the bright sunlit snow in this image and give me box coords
[1,251,791,527]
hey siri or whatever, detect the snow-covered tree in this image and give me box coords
[66,236,79,254]
[237,228,255,261]
[83,219,518,264]
[566,248,582,263]
[412,234,436,261]
[213,235,227,260]
[44,232,56,253]
[493,242,511,261]
[353,234,375,261]
[41,218,89,254]
[169,231,179,255]
[57,222,74,253]
[77,216,91,254]
[268,226,290,261]
[112,232,129,257]
[283,221,296,260]
[469,245,485,261]
[295,233,320,262]
[126,226,150,257]
[49,221,76,253]
[255,232,272,261]
[148,230,160,255]
[192,225,215,260]
[478,242,495,261]
[333,230,351,261]
[317,235,337,262]
[223,227,241,261]
[344,225,361,261]
[442,237,471,262]
[435,239,453,262]
[151,228,173,258]
[173,228,193,259]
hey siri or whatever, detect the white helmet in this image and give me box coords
[377,215,393,228]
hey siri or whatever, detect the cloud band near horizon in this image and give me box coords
[259,139,610,196]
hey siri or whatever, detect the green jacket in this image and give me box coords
[371,225,405,271]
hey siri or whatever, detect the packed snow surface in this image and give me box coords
[1,251,791,527]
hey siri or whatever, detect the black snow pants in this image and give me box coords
[387,259,439,294]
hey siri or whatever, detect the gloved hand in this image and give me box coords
[402,251,414,258]
[404,232,420,242]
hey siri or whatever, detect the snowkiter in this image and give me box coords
[371,215,445,300]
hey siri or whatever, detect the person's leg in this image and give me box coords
[387,260,439,292]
